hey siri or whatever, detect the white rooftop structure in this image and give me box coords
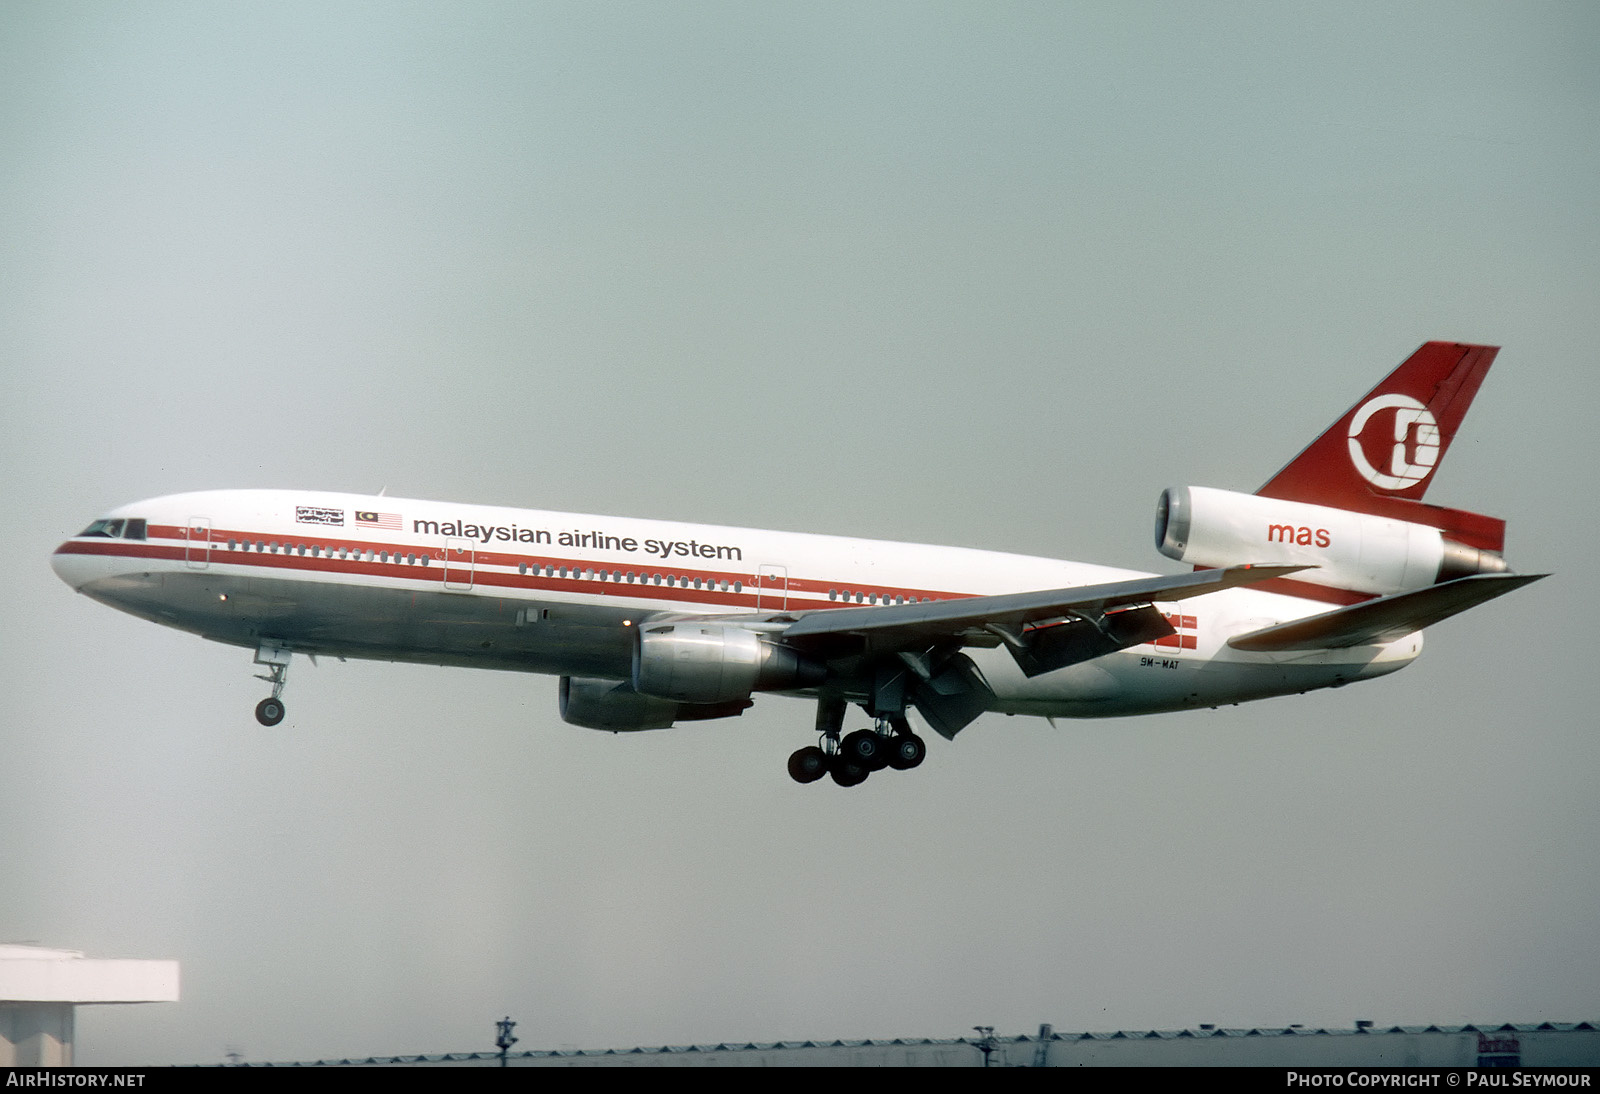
[0,945,179,1066]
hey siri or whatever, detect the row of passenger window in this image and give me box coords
[80,522,933,605]
[516,561,743,593]
[220,539,747,592]
[829,589,931,605]
[225,539,431,566]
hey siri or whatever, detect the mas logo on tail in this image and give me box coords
[1347,393,1441,491]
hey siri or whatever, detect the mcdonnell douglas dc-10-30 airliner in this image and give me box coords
[53,343,1541,786]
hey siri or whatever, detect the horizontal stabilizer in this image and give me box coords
[1226,572,1545,652]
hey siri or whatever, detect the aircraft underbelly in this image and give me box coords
[74,565,1420,723]
[78,570,636,678]
[975,642,1407,719]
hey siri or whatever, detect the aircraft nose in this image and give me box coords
[51,542,95,590]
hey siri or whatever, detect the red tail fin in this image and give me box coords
[1256,342,1504,552]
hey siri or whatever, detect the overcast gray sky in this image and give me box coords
[2,1,1596,1066]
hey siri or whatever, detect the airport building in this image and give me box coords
[236,1021,1598,1067]
[3,945,1590,1070]
[0,944,179,1067]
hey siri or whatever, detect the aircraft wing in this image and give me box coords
[1226,572,1545,652]
[780,564,1306,646]
[762,563,1306,740]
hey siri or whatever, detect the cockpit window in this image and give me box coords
[77,518,147,540]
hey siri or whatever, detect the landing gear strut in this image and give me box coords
[788,695,845,785]
[253,643,290,726]
[788,700,926,787]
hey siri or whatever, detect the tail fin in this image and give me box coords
[1256,342,1504,552]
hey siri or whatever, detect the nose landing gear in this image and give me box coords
[252,643,291,726]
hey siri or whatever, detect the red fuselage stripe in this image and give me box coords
[57,535,949,611]
[57,529,1212,649]
[146,523,957,603]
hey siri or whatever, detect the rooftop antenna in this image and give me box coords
[495,1016,518,1067]
[972,1025,997,1067]
[1033,1024,1053,1068]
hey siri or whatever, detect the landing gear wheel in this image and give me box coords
[886,733,926,771]
[787,746,829,784]
[255,697,286,726]
[828,753,870,787]
[842,729,889,771]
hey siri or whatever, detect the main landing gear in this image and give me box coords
[788,708,926,788]
[253,643,290,726]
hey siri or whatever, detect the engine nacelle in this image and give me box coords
[560,676,679,731]
[1155,486,1506,596]
[558,675,753,732]
[632,624,826,704]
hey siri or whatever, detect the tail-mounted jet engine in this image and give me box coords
[1155,486,1506,596]
[632,623,827,705]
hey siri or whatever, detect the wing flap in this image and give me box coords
[1226,572,1545,652]
[1003,604,1174,678]
[898,651,994,740]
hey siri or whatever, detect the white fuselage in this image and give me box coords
[51,489,1419,722]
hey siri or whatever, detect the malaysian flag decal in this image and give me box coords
[355,510,402,530]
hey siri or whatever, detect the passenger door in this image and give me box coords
[185,517,211,570]
[444,539,474,590]
[756,564,787,611]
